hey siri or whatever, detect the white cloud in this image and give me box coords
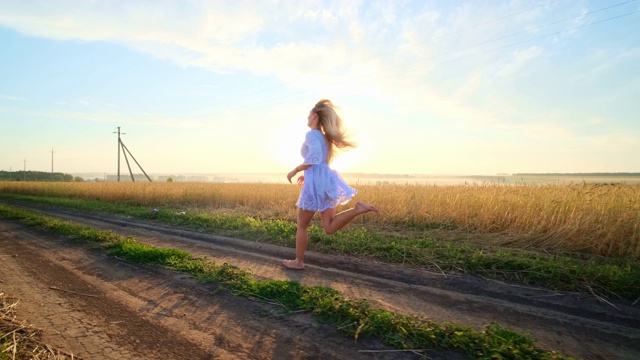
[500,120,573,140]
[494,45,542,77]
[0,95,24,101]
[0,0,570,86]
[0,1,264,44]
[348,20,364,44]
[0,1,263,68]
[0,106,208,129]
[588,47,640,74]
[586,132,640,150]
[587,117,606,125]
[552,5,589,43]
[1,0,637,175]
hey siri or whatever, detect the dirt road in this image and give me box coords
[1,202,639,359]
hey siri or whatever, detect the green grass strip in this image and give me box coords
[0,203,572,360]
[1,194,639,301]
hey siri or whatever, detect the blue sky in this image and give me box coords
[0,0,638,176]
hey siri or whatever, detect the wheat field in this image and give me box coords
[1,181,638,258]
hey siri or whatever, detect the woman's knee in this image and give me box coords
[297,220,312,229]
[321,223,337,235]
[297,209,315,228]
[319,209,337,234]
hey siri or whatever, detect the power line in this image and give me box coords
[191,1,638,121]
[188,7,639,122]
[382,9,640,79]
[321,9,640,90]
[207,0,570,106]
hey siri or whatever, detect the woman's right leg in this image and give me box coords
[283,208,315,269]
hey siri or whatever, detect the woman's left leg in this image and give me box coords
[319,202,378,235]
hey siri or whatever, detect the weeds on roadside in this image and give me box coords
[1,195,639,301]
[0,204,572,360]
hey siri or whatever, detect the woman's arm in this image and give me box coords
[287,164,312,183]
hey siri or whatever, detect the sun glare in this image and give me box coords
[331,147,364,172]
[269,122,369,172]
[270,123,308,169]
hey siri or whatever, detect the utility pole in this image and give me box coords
[111,127,152,182]
[23,158,26,181]
[50,147,55,173]
[113,127,125,182]
[9,166,11,180]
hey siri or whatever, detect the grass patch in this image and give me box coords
[0,204,572,359]
[107,238,190,265]
[1,194,639,301]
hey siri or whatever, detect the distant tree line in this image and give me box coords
[0,170,84,182]
[513,172,640,177]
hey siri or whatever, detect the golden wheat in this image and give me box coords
[1,181,638,258]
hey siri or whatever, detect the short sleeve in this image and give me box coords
[302,131,323,165]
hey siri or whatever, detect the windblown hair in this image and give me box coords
[312,99,356,164]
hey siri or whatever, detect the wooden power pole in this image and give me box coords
[113,127,151,182]
[50,147,55,173]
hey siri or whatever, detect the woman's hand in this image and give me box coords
[287,169,298,183]
[287,165,310,184]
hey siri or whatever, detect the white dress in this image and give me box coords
[296,129,357,212]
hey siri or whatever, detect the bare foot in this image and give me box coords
[282,259,305,270]
[355,202,379,214]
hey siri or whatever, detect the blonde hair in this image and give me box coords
[312,99,356,164]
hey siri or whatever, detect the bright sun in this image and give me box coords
[269,122,369,172]
[270,123,307,169]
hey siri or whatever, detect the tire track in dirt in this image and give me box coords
[0,223,214,359]
[1,220,452,360]
[3,201,640,360]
